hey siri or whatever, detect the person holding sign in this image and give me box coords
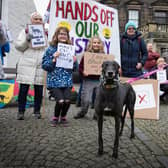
[120,21,148,77]
[42,26,75,126]
[74,36,104,119]
[150,57,168,103]
[15,12,46,120]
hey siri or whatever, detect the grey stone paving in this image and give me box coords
[0,99,167,168]
[135,104,168,155]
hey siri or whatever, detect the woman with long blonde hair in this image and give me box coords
[74,36,104,119]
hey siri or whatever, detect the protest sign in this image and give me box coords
[28,24,47,48]
[84,52,114,75]
[157,69,167,82]
[121,78,159,120]
[48,0,120,64]
[56,43,75,69]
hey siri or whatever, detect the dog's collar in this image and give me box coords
[104,84,118,89]
[102,79,119,89]
[100,75,119,89]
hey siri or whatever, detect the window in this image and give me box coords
[157,24,168,32]
[154,11,168,24]
[161,48,168,55]
[128,10,139,28]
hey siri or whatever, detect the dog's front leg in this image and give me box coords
[119,106,127,136]
[112,116,120,159]
[97,114,103,155]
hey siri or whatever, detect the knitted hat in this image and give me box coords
[125,21,136,32]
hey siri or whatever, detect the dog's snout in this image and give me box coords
[108,71,113,77]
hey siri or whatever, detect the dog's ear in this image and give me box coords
[102,61,107,68]
[113,61,120,78]
[102,61,107,72]
[113,61,120,71]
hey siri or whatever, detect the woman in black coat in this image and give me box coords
[120,21,148,77]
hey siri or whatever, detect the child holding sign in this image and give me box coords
[74,36,104,119]
[42,26,75,126]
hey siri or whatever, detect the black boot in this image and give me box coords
[34,111,41,119]
[17,111,24,120]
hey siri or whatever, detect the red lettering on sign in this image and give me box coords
[138,94,147,104]
[84,3,92,20]
[55,1,64,18]
[92,5,98,22]
[65,1,74,19]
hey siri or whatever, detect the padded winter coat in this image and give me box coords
[42,45,73,88]
[15,29,46,85]
[120,31,148,77]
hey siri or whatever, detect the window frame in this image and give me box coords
[128,9,139,28]
[153,11,168,24]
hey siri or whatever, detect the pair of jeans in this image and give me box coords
[80,79,99,115]
[18,84,43,113]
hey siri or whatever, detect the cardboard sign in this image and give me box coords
[56,43,75,69]
[28,24,47,48]
[84,52,114,75]
[120,78,159,120]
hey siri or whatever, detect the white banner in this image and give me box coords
[48,0,120,64]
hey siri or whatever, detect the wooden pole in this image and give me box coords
[42,71,47,119]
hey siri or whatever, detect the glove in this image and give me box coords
[26,33,33,42]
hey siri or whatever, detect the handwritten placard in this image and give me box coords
[84,52,114,75]
[157,69,167,82]
[28,24,47,48]
[120,78,159,120]
[56,43,75,69]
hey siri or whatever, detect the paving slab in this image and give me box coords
[0,100,167,168]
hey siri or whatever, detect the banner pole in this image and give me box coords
[42,71,47,119]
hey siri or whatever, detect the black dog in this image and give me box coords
[95,60,136,158]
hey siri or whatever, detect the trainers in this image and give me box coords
[34,113,41,119]
[60,117,68,124]
[17,113,24,120]
[50,117,59,127]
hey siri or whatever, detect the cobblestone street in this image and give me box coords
[0,98,168,168]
